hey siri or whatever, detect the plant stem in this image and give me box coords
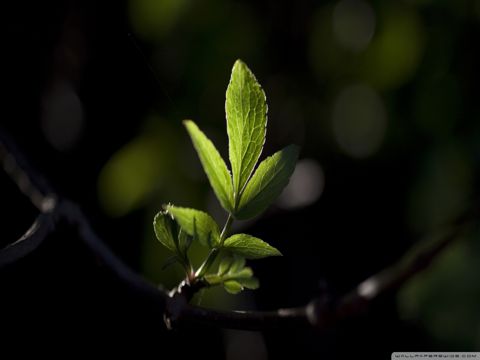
[195,248,219,278]
[220,213,233,244]
[195,213,234,278]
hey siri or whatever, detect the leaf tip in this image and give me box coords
[233,58,246,69]
[153,208,169,227]
[182,119,195,130]
[231,59,257,83]
[272,247,283,257]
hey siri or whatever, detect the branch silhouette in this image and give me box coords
[0,130,474,331]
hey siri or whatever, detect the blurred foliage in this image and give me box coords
[398,232,480,349]
[129,0,190,39]
[408,142,474,233]
[310,2,424,89]
[98,115,201,217]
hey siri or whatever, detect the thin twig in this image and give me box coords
[0,129,475,331]
[174,214,473,330]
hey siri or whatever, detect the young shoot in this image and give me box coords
[153,60,299,295]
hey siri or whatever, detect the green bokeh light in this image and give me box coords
[129,0,190,39]
[398,233,480,349]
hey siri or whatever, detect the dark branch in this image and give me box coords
[0,212,55,268]
[173,214,473,330]
[177,303,309,330]
[0,129,475,331]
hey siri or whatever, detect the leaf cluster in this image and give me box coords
[154,60,299,294]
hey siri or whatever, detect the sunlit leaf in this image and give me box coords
[223,280,243,294]
[226,60,267,200]
[228,255,246,274]
[165,205,220,247]
[229,266,258,289]
[231,267,253,278]
[223,234,282,259]
[184,120,234,212]
[218,256,233,275]
[204,274,222,285]
[236,145,299,219]
[153,211,177,252]
[238,277,259,290]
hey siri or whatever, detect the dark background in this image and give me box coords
[2,0,480,358]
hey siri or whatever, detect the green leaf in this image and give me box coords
[223,234,282,259]
[236,144,299,219]
[183,120,234,212]
[153,211,177,252]
[238,277,259,290]
[218,256,233,275]
[223,280,243,294]
[231,267,253,279]
[177,228,192,257]
[226,60,267,200]
[204,274,223,285]
[165,205,220,247]
[229,267,258,289]
[228,255,246,274]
